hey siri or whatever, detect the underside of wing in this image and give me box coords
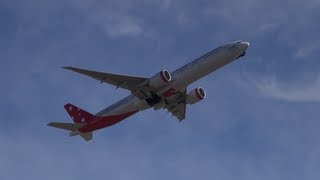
[63,66,148,91]
[162,88,187,121]
[166,102,186,121]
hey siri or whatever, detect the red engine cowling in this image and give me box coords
[149,70,172,88]
[186,87,206,104]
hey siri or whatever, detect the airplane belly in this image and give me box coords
[96,94,150,117]
[172,51,238,88]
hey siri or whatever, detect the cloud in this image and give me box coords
[2,0,156,39]
[294,44,318,59]
[257,23,278,33]
[250,75,320,103]
[88,12,144,38]
[70,1,157,39]
[105,18,142,37]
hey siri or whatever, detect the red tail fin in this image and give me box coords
[64,103,96,124]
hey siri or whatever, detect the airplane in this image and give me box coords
[48,40,250,141]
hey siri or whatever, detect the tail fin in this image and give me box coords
[48,103,96,142]
[64,103,96,124]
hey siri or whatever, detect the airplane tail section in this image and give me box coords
[48,103,96,142]
[79,132,93,141]
[47,122,93,141]
[64,103,96,124]
[47,122,83,131]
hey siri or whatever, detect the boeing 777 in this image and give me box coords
[48,41,250,141]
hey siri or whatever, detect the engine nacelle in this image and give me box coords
[149,70,172,88]
[186,87,206,104]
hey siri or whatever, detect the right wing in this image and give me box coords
[162,88,187,121]
[166,102,186,121]
[63,66,148,91]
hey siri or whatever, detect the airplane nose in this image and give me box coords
[241,42,250,50]
[235,41,250,59]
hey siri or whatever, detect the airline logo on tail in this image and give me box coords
[48,104,95,141]
[64,103,95,124]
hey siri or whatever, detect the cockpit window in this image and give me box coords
[236,41,241,44]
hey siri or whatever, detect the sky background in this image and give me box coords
[1,0,320,179]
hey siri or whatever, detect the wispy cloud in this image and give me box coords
[294,44,318,59]
[257,23,278,33]
[250,75,320,103]
[72,1,157,39]
[94,15,143,38]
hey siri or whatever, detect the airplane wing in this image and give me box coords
[63,66,148,91]
[162,88,187,121]
[166,102,186,121]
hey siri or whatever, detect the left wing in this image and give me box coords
[63,66,148,91]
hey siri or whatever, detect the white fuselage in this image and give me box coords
[96,41,249,117]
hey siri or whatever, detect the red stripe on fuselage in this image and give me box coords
[78,111,139,133]
[162,88,180,97]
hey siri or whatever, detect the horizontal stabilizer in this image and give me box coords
[47,122,83,131]
[80,132,93,141]
[48,122,93,141]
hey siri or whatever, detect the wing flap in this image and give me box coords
[63,66,148,91]
[166,102,186,121]
[162,88,187,121]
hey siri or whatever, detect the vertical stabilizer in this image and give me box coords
[64,103,96,124]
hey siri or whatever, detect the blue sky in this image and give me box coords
[1,0,320,179]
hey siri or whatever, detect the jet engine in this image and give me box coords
[149,70,172,88]
[186,87,206,104]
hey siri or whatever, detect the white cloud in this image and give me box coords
[251,75,320,103]
[258,23,278,33]
[72,1,156,39]
[2,0,155,39]
[101,16,143,38]
[294,45,317,59]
